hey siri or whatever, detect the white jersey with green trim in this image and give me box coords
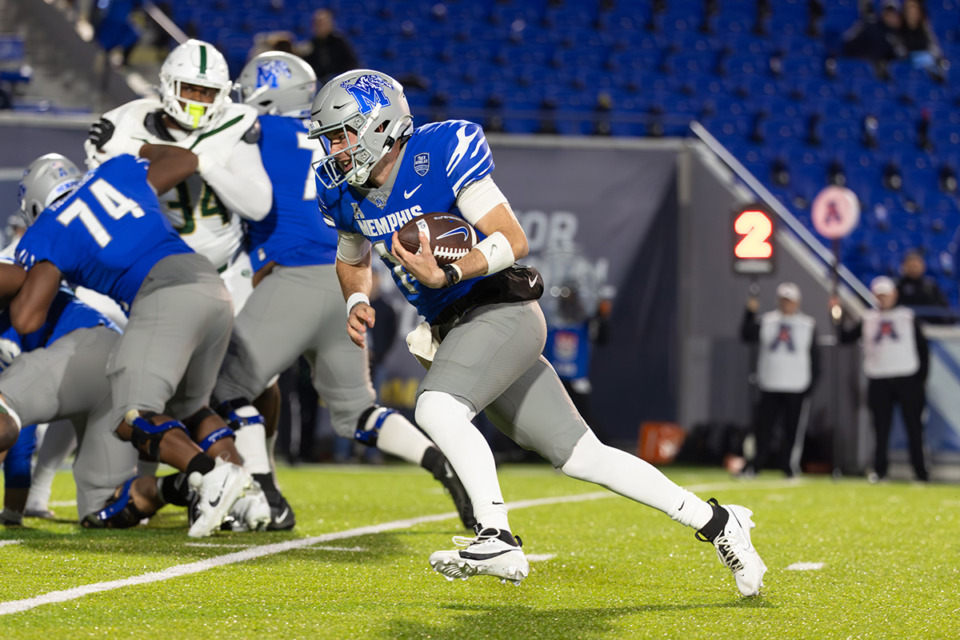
[85,98,267,270]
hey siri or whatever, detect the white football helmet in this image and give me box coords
[237,51,317,118]
[159,39,232,130]
[308,69,413,188]
[18,153,82,225]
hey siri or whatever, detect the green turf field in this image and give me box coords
[0,464,957,639]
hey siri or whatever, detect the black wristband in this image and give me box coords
[441,264,461,288]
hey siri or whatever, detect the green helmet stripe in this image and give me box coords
[199,45,207,75]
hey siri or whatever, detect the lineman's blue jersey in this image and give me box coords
[246,114,337,272]
[16,154,193,313]
[318,120,495,323]
[0,289,120,373]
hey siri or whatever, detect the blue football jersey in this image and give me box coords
[246,114,337,272]
[318,120,495,322]
[16,154,193,313]
[0,288,119,373]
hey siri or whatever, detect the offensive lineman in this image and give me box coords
[212,51,475,530]
[11,149,267,537]
[309,70,767,596]
[84,39,293,522]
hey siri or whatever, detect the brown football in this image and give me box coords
[396,212,478,266]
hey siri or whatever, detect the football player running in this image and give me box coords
[10,149,269,537]
[212,51,475,530]
[310,70,767,596]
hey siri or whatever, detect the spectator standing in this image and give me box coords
[838,276,930,482]
[740,283,819,478]
[896,249,950,321]
[302,9,359,83]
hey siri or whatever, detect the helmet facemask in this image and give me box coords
[160,76,231,130]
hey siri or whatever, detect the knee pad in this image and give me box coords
[415,391,476,433]
[82,477,150,529]
[216,398,264,431]
[354,406,396,447]
[127,413,189,461]
[198,426,235,452]
[182,407,217,437]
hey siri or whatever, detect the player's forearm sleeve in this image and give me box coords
[199,143,272,221]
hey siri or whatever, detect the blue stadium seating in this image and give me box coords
[152,0,960,305]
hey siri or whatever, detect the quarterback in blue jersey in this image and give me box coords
[210,51,474,530]
[310,69,767,596]
[10,148,269,537]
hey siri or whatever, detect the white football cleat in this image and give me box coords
[224,480,271,532]
[710,503,767,597]
[429,528,529,586]
[187,459,252,538]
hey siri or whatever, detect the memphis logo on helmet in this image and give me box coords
[257,60,293,88]
[341,74,392,115]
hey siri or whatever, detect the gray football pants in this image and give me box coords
[0,325,137,520]
[421,301,588,467]
[214,264,374,438]
[106,253,234,427]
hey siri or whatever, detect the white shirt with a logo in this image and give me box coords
[756,310,816,393]
[861,307,920,379]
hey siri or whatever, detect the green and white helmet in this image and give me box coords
[159,39,232,130]
[308,69,413,188]
[18,153,82,225]
[237,51,317,118]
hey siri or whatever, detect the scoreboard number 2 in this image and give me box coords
[732,205,775,275]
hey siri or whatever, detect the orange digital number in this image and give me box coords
[734,209,773,259]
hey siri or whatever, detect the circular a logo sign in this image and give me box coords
[811,186,860,239]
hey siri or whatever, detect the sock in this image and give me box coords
[560,430,715,530]
[368,410,432,464]
[234,423,271,475]
[416,392,509,532]
[26,421,76,512]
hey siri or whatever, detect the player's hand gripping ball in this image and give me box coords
[396,213,477,266]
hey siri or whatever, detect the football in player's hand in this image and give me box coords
[396,212,477,266]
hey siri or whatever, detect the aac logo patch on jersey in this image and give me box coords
[369,190,388,209]
[256,60,293,88]
[341,74,392,115]
[414,153,430,176]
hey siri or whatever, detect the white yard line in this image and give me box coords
[0,479,800,616]
[0,540,22,548]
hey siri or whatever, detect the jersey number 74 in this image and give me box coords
[57,179,145,248]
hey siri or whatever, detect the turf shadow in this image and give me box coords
[379,600,773,639]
